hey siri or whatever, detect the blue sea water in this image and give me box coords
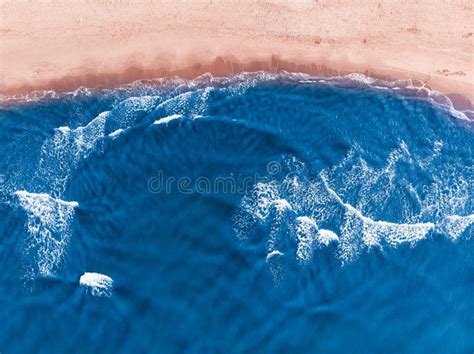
[0,73,473,353]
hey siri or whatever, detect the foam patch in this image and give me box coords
[79,272,113,297]
[233,147,472,275]
[15,191,78,277]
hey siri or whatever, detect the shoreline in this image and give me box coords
[1,56,472,114]
[1,1,472,110]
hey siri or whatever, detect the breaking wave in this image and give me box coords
[2,72,472,284]
[14,191,78,277]
[79,272,113,297]
[233,143,473,277]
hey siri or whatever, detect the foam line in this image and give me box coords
[108,128,124,138]
[266,250,284,261]
[14,190,79,208]
[153,114,183,125]
[3,72,471,121]
[320,174,435,246]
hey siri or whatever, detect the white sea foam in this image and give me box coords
[153,85,214,125]
[6,72,467,281]
[253,182,280,221]
[108,128,124,138]
[436,214,474,240]
[20,111,112,281]
[105,95,160,132]
[362,219,434,247]
[294,216,318,262]
[273,199,292,212]
[266,250,284,261]
[15,112,110,281]
[419,140,443,169]
[71,111,109,154]
[153,114,183,125]
[153,87,213,118]
[79,272,113,297]
[15,191,78,208]
[343,73,377,85]
[38,111,108,197]
[18,96,166,282]
[232,198,256,241]
[116,95,159,115]
[233,148,471,273]
[4,71,470,121]
[320,173,435,260]
[266,198,293,259]
[419,171,470,221]
[15,191,78,277]
[317,229,339,246]
[295,216,318,227]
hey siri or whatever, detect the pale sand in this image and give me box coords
[1,0,473,108]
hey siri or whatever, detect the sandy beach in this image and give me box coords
[1,0,473,108]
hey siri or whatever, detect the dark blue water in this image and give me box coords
[0,73,473,353]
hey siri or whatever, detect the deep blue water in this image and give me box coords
[0,73,473,353]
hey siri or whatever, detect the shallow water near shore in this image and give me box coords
[0,73,473,353]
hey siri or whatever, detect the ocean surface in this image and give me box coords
[0,73,473,353]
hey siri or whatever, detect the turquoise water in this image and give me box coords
[0,73,473,353]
